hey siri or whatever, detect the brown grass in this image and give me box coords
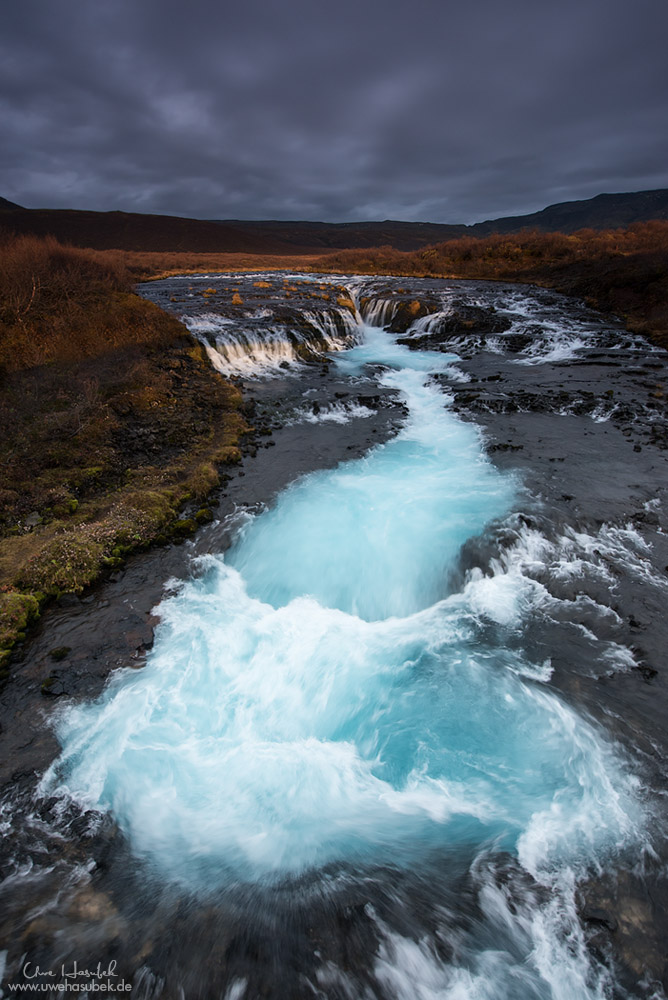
[0,234,187,371]
[0,235,248,670]
[111,250,335,282]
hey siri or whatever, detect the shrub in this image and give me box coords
[0,234,184,371]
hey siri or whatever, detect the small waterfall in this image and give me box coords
[408,309,452,335]
[300,305,364,350]
[359,297,398,328]
[202,327,299,374]
[183,304,364,376]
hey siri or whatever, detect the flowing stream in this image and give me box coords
[36,286,653,998]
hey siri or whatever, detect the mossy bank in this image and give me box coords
[0,235,248,674]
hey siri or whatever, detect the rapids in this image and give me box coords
[36,293,653,997]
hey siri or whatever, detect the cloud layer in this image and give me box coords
[2,0,667,222]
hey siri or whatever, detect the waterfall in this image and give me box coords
[183,304,364,376]
[359,297,399,327]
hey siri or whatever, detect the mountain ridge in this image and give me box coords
[1,189,667,253]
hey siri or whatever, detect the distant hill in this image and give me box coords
[214,190,668,249]
[1,188,667,253]
[0,196,25,211]
[0,207,292,254]
[209,219,467,251]
[468,189,668,237]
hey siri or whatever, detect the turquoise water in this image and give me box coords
[46,326,640,893]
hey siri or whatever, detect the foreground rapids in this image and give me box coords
[2,273,667,999]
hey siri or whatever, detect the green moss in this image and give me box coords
[50,494,79,519]
[18,532,105,595]
[49,645,71,660]
[195,508,214,525]
[109,491,175,545]
[0,591,40,651]
[172,518,197,537]
[72,466,104,487]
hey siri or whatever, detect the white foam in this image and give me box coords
[44,365,643,886]
[289,402,376,425]
[371,868,614,1000]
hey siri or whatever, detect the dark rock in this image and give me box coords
[386,298,440,333]
[582,907,618,933]
[503,332,534,353]
[123,622,154,653]
[489,442,524,453]
[58,595,80,608]
[397,302,512,350]
[41,672,68,697]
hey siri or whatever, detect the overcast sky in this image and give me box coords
[1,0,667,223]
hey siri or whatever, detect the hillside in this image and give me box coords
[0,234,247,667]
[215,190,668,248]
[0,196,24,211]
[469,189,668,236]
[210,219,466,251]
[0,207,292,254]
[1,189,667,254]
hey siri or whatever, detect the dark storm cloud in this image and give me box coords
[1,0,667,222]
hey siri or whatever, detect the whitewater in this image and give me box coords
[38,307,650,998]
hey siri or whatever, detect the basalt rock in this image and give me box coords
[386,298,440,333]
[398,302,512,350]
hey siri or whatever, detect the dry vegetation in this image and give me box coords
[113,249,333,282]
[316,222,668,348]
[0,235,247,672]
[0,235,189,370]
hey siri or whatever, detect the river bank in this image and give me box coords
[0,237,253,670]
